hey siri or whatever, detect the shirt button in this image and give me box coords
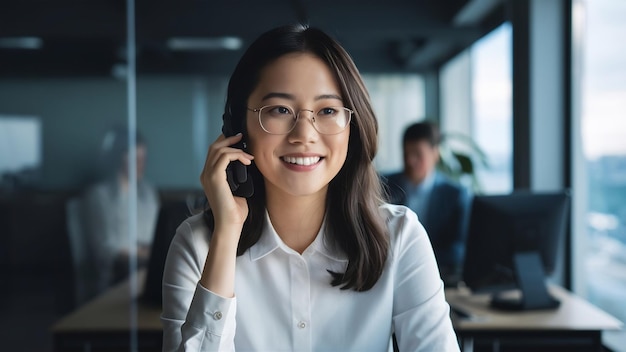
[213,311,223,320]
[297,321,306,329]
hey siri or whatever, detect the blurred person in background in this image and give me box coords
[383,121,472,286]
[82,126,160,293]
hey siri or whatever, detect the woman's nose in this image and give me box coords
[288,110,318,143]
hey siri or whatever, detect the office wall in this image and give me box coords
[0,76,227,190]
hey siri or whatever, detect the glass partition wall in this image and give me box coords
[0,3,133,351]
[0,2,215,349]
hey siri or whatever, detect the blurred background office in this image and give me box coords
[0,0,625,351]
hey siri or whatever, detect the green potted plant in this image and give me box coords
[437,131,490,193]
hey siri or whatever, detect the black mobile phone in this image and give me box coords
[222,112,254,198]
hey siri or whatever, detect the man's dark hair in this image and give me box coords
[403,121,441,147]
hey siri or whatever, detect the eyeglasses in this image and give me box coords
[247,105,353,135]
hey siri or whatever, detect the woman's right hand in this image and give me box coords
[199,133,253,297]
[200,133,254,236]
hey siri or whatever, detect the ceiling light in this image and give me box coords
[0,37,43,50]
[167,37,242,51]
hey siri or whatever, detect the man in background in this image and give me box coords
[383,121,472,286]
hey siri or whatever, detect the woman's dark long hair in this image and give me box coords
[205,24,389,291]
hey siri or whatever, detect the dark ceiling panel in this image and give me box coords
[0,0,506,77]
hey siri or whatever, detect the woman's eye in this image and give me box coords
[319,107,338,116]
[277,106,291,114]
[267,106,292,117]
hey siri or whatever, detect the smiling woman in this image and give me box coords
[160,24,460,352]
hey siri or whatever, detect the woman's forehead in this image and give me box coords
[250,53,342,101]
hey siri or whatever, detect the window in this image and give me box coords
[439,23,513,195]
[364,74,425,174]
[470,23,513,194]
[575,0,626,350]
[0,115,41,191]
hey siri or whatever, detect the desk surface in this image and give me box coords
[53,275,623,343]
[51,270,162,333]
[446,285,623,331]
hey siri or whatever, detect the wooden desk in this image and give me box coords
[51,270,163,352]
[51,276,623,352]
[446,285,623,352]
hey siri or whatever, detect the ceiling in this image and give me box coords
[0,0,506,77]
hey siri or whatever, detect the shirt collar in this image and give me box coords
[401,169,436,193]
[249,210,348,263]
[420,170,437,193]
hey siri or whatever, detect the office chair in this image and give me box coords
[65,197,99,307]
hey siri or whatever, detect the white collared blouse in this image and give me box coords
[161,203,459,352]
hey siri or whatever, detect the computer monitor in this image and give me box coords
[461,190,570,310]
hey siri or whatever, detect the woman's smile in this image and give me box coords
[281,155,322,166]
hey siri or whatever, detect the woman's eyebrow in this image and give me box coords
[260,92,343,103]
[260,92,294,101]
[315,94,343,101]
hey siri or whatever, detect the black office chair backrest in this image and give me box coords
[66,196,101,307]
[141,199,192,307]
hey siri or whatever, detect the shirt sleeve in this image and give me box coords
[161,219,237,352]
[391,207,460,351]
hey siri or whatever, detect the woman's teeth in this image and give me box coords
[282,156,321,166]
